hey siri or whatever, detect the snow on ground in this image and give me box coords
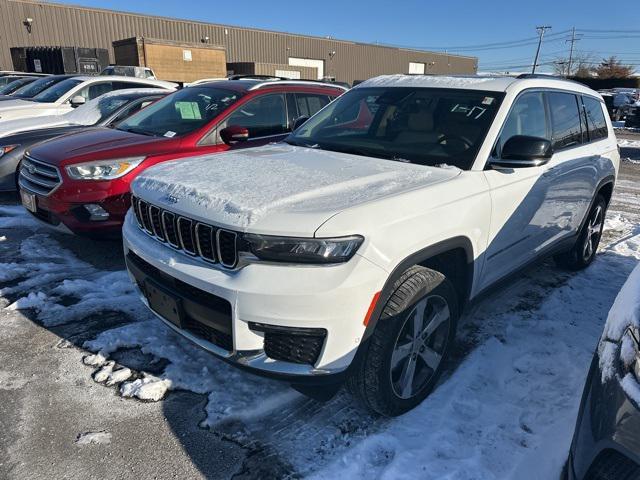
[618,138,640,149]
[1,162,640,477]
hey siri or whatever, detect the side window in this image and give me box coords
[295,93,331,118]
[547,92,583,150]
[497,91,549,155]
[107,98,156,126]
[582,96,608,141]
[76,82,114,101]
[112,81,156,91]
[222,94,287,138]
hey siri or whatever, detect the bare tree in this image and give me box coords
[553,53,595,77]
[595,56,635,78]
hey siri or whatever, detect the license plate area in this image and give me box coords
[20,190,37,213]
[144,279,183,328]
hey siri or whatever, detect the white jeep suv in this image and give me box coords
[123,74,619,415]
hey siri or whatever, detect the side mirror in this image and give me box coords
[70,95,86,108]
[491,135,553,169]
[292,116,309,131]
[220,125,249,145]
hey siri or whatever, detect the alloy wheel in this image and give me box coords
[390,295,451,399]
[582,204,603,262]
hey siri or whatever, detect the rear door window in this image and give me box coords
[223,94,288,138]
[582,96,608,141]
[77,82,114,101]
[295,93,331,118]
[547,92,583,150]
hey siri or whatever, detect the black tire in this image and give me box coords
[554,194,607,270]
[347,265,458,416]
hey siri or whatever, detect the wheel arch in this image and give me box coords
[361,236,474,343]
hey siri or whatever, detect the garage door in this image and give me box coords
[288,57,324,79]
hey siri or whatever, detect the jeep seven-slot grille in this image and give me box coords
[131,196,238,268]
[18,154,62,196]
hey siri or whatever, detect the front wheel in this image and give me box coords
[555,194,606,270]
[347,266,458,416]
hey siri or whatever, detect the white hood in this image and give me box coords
[132,144,460,236]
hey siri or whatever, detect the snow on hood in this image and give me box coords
[0,113,68,138]
[133,144,459,233]
[598,262,640,402]
[0,98,36,112]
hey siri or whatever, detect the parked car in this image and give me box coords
[0,77,37,95]
[0,74,78,102]
[18,79,346,235]
[0,71,48,86]
[122,74,619,415]
[0,75,176,121]
[566,264,640,479]
[101,66,156,79]
[0,89,170,192]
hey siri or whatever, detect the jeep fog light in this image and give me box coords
[84,204,109,221]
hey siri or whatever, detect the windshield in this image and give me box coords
[11,76,65,98]
[117,86,242,137]
[30,78,83,103]
[0,78,30,95]
[64,94,130,125]
[286,87,504,170]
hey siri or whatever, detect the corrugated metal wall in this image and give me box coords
[0,0,478,83]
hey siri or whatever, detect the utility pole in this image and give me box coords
[532,25,552,74]
[566,27,582,76]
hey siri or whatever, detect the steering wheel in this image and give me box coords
[437,134,473,152]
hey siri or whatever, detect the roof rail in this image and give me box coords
[247,79,349,91]
[516,73,589,87]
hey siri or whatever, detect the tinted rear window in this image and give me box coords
[582,96,608,141]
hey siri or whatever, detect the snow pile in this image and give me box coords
[134,144,445,228]
[0,205,42,230]
[7,291,47,310]
[119,374,172,401]
[75,431,112,446]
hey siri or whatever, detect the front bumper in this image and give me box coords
[20,183,131,236]
[122,211,388,380]
[568,353,640,479]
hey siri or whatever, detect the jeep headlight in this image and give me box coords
[242,234,363,264]
[0,144,19,158]
[66,157,145,180]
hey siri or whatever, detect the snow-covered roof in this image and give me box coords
[356,74,517,91]
[356,74,601,97]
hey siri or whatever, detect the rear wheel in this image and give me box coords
[555,194,606,270]
[347,266,458,416]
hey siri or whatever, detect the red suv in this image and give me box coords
[18,79,346,236]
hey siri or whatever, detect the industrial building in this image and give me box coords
[0,0,478,84]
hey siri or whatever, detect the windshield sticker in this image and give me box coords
[164,131,177,138]
[482,97,495,105]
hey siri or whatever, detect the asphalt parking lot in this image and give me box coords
[1,139,639,479]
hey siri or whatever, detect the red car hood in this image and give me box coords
[28,127,181,167]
